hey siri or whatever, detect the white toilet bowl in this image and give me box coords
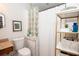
[18,47,31,56]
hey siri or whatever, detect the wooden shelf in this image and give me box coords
[56,42,79,56]
[58,31,79,34]
[57,8,79,19]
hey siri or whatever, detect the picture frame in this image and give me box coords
[0,13,5,28]
[13,20,22,32]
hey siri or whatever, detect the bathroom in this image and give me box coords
[0,3,63,56]
[0,3,79,57]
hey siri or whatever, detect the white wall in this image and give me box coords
[0,3,29,40]
[38,4,65,56]
[66,3,79,8]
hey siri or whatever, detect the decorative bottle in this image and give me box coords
[73,23,78,32]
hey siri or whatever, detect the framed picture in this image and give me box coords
[0,13,5,28]
[13,21,22,32]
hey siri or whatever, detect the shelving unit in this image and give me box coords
[56,8,79,56]
[58,31,79,34]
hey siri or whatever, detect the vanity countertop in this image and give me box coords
[0,41,13,50]
[0,39,13,55]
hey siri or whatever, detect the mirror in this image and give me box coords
[0,13,5,28]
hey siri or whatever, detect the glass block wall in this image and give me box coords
[27,7,39,38]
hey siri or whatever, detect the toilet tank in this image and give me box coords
[13,37,25,50]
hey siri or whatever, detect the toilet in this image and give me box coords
[12,37,31,56]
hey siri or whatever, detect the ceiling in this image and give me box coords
[30,3,64,12]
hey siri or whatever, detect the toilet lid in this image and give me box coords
[18,47,31,55]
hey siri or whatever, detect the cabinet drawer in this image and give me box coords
[0,47,13,55]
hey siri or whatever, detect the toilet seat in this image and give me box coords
[18,47,31,56]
